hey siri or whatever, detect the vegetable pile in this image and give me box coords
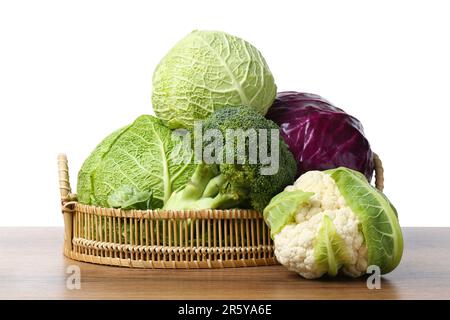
[77,30,403,279]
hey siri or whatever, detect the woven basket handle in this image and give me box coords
[58,154,71,202]
[58,153,77,252]
[58,154,77,207]
[373,153,384,191]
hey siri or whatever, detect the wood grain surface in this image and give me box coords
[0,227,449,300]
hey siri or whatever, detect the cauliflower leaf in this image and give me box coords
[314,215,351,277]
[263,190,313,238]
[326,167,403,274]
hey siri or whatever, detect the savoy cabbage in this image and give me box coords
[152,30,277,129]
[77,115,195,208]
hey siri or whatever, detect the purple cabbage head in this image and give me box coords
[266,91,374,181]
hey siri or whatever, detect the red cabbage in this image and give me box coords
[266,91,374,181]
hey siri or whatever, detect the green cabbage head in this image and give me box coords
[152,30,277,129]
[77,115,195,208]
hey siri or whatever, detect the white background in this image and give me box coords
[0,0,448,226]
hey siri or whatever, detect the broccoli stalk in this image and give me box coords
[163,163,249,210]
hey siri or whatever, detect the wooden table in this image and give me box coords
[0,227,449,300]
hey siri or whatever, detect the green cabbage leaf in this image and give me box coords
[107,185,153,210]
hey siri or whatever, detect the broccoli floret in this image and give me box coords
[163,106,297,212]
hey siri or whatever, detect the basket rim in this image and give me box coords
[70,202,263,219]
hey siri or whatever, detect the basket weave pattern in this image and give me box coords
[58,154,277,268]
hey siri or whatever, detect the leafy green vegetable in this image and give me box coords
[314,215,351,277]
[77,125,130,204]
[163,107,297,212]
[326,167,403,274]
[107,185,153,210]
[152,30,277,129]
[263,190,313,238]
[77,115,195,208]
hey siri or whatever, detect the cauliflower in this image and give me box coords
[275,208,368,279]
[263,168,403,279]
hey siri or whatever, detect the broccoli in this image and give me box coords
[163,106,297,212]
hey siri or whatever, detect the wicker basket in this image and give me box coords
[58,153,384,269]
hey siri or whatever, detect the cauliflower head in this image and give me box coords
[264,167,404,279]
[267,171,368,279]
